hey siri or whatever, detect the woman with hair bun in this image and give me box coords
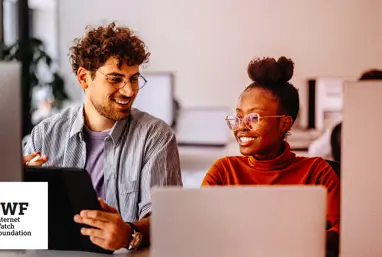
[202,57,340,255]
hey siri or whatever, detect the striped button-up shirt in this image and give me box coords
[24,105,183,222]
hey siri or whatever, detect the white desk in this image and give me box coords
[0,249,338,257]
[0,249,149,257]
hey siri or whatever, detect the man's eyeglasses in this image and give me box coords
[97,70,147,90]
[225,113,285,131]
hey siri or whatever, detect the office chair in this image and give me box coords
[326,124,345,257]
[330,122,342,163]
[326,121,341,181]
[326,159,340,180]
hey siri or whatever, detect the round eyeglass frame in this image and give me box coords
[97,70,147,90]
[225,113,285,131]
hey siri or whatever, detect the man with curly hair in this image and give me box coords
[23,22,182,251]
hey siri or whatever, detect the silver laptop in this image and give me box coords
[341,81,382,256]
[151,186,326,257]
[0,62,23,181]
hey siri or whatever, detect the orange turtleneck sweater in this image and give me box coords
[201,142,340,234]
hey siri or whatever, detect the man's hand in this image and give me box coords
[73,198,131,251]
[98,198,118,213]
[23,152,49,166]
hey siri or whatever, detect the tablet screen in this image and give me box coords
[24,166,113,254]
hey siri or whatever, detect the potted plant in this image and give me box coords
[0,38,68,136]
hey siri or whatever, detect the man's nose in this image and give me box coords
[119,81,135,97]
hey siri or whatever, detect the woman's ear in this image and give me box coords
[77,67,90,90]
[279,116,293,136]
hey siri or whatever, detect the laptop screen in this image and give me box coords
[0,62,23,181]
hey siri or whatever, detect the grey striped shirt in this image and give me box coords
[24,105,183,222]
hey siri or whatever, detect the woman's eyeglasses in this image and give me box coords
[98,70,147,90]
[225,113,285,131]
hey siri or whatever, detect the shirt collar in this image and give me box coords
[109,116,129,145]
[69,105,130,144]
[69,105,85,138]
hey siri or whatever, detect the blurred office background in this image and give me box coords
[1,0,381,187]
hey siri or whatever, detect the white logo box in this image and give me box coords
[0,182,47,249]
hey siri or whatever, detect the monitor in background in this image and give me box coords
[0,62,23,181]
[176,107,230,147]
[311,77,344,130]
[133,72,174,126]
[151,186,327,257]
[307,77,356,130]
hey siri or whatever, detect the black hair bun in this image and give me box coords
[247,56,294,85]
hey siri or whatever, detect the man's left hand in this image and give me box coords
[74,199,131,250]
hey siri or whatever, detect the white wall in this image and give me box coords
[31,0,58,60]
[58,0,381,127]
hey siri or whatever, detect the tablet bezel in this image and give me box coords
[24,166,113,254]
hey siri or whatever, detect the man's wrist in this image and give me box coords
[125,222,143,251]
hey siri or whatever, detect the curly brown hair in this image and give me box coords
[69,22,150,77]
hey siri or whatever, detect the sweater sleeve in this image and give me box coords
[201,158,226,186]
[317,160,340,234]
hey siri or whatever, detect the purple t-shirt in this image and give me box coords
[83,126,109,199]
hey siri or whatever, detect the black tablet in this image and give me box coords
[24,166,113,254]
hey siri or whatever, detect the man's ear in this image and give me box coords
[279,116,293,136]
[77,67,91,90]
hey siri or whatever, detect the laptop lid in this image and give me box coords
[0,62,23,181]
[151,186,326,257]
[341,81,382,256]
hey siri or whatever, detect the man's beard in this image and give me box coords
[91,97,132,121]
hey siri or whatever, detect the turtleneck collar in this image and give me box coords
[248,141,296,171]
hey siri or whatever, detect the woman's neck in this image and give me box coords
[253,141,285,161]
[248,142,296,171]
